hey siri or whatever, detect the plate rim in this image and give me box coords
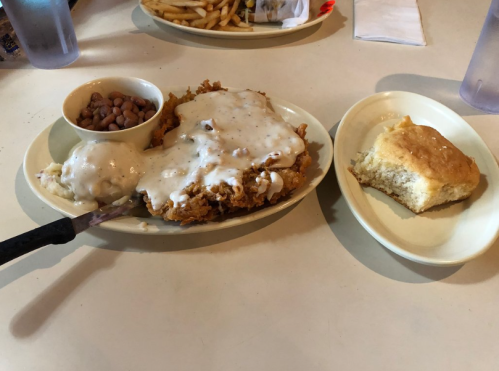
[23,86,333,235]
[334,90,499,266]
[138,1,332,39]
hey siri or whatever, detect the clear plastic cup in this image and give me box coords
[1,0,79,69]
[460,0,499,114]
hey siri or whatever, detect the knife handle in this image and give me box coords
[0,218,76,266]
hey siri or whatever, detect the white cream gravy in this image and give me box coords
[60,91,305,210]
[137,90,305,210]
[61,141,144,205]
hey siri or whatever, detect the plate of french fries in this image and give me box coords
[139,0,334,39]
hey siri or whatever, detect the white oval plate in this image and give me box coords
[24,87,333,235]
[334,91,499,266]
[139,0,334,39]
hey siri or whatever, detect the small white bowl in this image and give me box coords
[62,77,164,149]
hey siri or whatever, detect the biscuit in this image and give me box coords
[350,116,480,213]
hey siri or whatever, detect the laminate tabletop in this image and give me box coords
[0,0,498,369]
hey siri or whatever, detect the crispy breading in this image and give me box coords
[145,81,311,224]
[143,123,311,225]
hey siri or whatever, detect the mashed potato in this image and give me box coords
[40,141,144,208]
[38,162,74,200]
[61,141,144,205]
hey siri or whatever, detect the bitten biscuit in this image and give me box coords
[350,116,480,213]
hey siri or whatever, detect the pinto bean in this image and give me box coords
[124,118,138,128]
[79,118,92,127]
[116,115,125,127]
[100,113,116,128]
[131,96,146,107]
[121,101,134,112]
[145,110,156,120]
[123,109,138,121]
[91,92,103,101]
[108,91,125,100]
[113,98,124,107]
[77,91,157,131]
[81,107,93,119]
[100,105,112,118]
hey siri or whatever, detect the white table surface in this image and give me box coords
[1,0,499,370]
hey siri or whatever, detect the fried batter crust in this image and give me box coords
[145,81,311,224]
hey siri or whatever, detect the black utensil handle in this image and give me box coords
[0,218,76,266]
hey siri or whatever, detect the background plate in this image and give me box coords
[334,91,499,266]
[24,87,333,235]
[139,0,334,39]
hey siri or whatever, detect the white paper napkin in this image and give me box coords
[281,0,309,29]
[354,0,427,46]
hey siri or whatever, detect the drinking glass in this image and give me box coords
[1,0,79,69]
[460,0,499,114]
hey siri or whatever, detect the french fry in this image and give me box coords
[142,2,161,11]
[172,0,207,6]
[190,10,221,27]
[152,0,208,6]
[218,25,253,31]
[230,14,251,28]
[231,14,241,24]
[193,6,207,17]
[205,17,219,29]
[235,18,250,27]
[214,0,228,10]
[143,2,179,11]
[218,0,240,26]
[151,9,164,17]
[144,0,253,32]
[162,12,203,20]
[228,0,240,19]
[220,4,228,20]
[154,4,185,12]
